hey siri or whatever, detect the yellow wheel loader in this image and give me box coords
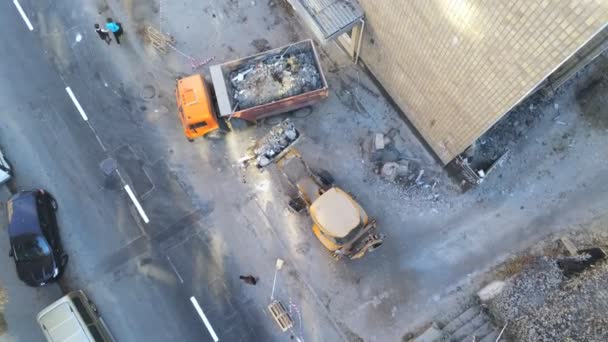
[275,148,384,260]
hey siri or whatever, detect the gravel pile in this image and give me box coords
[488,256,608,341]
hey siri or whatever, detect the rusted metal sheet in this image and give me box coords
[235,88,328,121]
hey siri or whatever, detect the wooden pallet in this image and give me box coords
[267,300,293,332]
[145,25,175,54]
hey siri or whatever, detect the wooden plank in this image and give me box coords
[560,236,579,256]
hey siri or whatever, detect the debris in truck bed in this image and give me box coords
[230,51,322,109]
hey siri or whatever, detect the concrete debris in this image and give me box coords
[230,51,322,110]
[380,161,409,182]
[252,119,299,168]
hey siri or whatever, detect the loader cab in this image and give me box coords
[309,187,369,251]
[175,74,219,141]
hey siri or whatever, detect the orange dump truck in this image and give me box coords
[175,39,328,141]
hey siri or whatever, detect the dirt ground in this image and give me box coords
[100,0,608,340]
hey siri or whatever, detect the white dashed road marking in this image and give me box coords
[190,296,219,342]
[13,0,33,31]
[65,87,89,121]
[124,184,150,224]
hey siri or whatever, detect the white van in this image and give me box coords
[0,147,11,184]
[37,290,114,342]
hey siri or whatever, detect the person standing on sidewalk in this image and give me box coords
[239,275,258,285]
[94,24,112,45]
[105,18,122,45]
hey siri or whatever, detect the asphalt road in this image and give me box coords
[0,1,272,341]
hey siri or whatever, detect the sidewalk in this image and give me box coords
[0,186,63,342]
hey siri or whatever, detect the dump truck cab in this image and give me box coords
[175,74,219,140]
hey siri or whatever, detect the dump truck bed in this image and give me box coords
[210,39,328,122]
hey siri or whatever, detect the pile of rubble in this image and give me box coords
[364,132,438,189]
[241,119,300,168]
[488,255,608,341]
[230,52,322,109]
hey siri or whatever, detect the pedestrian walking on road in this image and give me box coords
[239,275,258,285]
[94,24,112,45]
[105,18,123,45]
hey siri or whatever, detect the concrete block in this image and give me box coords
[477,280,506,302]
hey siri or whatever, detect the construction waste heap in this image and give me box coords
[238,119,300,169]
[230,52,322,109]
[487,255,608,341]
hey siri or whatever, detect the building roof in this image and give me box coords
[287,0,364,41]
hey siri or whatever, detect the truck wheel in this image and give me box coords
[205,130,226,140]
[229,118,250,131]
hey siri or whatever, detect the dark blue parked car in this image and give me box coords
[7,189,67,287]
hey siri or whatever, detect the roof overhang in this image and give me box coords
[286,0,364,42]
